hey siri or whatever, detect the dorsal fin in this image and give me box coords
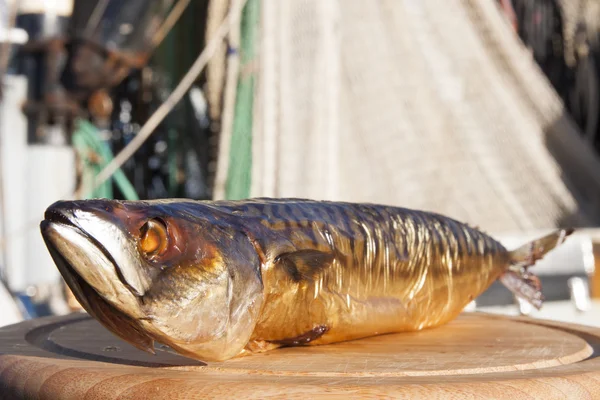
[275,250,334,282]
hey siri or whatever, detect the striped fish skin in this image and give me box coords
[41,197,517,361]
[208,198,510,348]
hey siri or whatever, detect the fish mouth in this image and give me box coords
[43,209,138,295]
[40,217,156,354]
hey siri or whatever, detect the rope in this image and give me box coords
[224,0,259,200]
[72,120,139,201]
[212,0,241,200]
[0,0,248,256]
[150,0,192,52]
[92,0,248,190]
[83,0,110,38]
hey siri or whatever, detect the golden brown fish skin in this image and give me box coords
[41,197,519,360]
[206,198,510,348]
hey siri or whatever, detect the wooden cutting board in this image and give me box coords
[1,312,599,399]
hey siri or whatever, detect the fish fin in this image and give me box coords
[275,250,334,282]
[501,228,574,309]
[244,340,283,354]
[500,270,544,310]
[270,325,329,346]
[508,228,574,269]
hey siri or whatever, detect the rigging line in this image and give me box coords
[83,0,110,39]
[92,0,248,190]
[150,0,192,52]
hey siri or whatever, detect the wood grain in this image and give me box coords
[1,312,600,399]
[593,242,600,299]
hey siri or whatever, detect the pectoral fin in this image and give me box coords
[271,325,329,346]
[275,250,334,282]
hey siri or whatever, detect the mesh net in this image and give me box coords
[207,0,600,233]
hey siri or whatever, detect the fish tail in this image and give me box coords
[500,228,574,310]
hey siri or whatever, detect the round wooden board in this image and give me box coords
[1,312,600,399]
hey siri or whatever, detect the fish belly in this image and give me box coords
[244,200,510,346]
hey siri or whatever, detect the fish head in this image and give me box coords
[40,199,264,361]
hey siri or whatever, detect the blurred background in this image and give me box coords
[0,0,599,328]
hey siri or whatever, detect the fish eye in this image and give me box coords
[139,218,169,258]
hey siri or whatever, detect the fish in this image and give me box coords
[39,197,573,361]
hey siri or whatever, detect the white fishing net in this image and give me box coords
[208,0,600,233]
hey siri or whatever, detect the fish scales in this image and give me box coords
[40,197,573,361]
